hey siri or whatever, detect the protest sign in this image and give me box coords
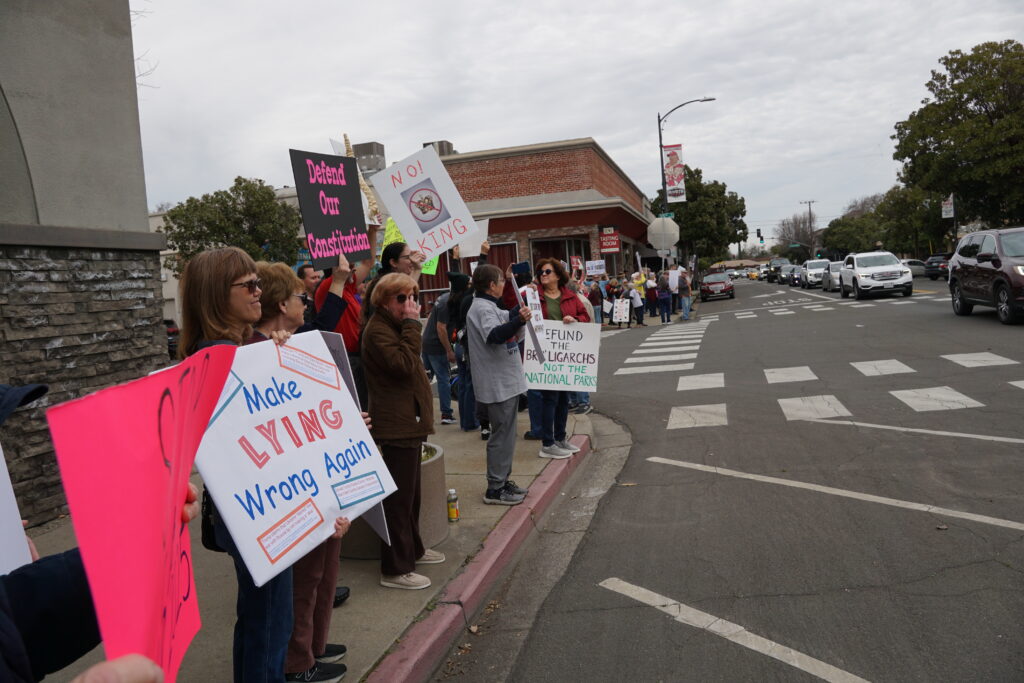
[370,146,476,260]
[46,345,236,682]
[289,149,370,269]
[330,137,381,227]
[602,300,613,315]
[523,321,600,392]
[0,441,31,574]
[458,219,488,260]
[613,298,630,323]
[514,286,545,364]
[570,255,583,271]
[668,269,680,290]
[585,260,606,276]
[195,332,396,587]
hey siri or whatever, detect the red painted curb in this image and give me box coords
[367,433,593,683]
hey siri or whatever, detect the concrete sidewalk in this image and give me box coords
[35,403,594,682]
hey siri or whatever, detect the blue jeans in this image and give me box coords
[215,517,293,683]
[680,296,692,320]
[455,344,479,431]
[658,297,672,322]
[569,390,591,407]
[527,388,543,436]
[422,352,453,416]
[540,390,569,446]
[593,305,603,324]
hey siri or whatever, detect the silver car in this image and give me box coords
[821,261,843,292]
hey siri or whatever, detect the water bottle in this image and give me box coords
[447,488,460,523]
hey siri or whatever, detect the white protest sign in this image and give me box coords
[0,441,31,574]
[523,321,600,392]
[513,285,545,364]
[585,260,606,276]
[523,287,546,336]
[668,269,680,291]
[370,146,476,260]
[613,298,631,323]
[602,300,612,315]
[195,332,396,587]
[458,220,489,260]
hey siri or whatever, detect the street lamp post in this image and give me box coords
[657,97,716,205]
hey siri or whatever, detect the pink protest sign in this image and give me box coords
[46,345,236,682]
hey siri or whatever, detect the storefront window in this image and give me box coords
[530,236,591,267]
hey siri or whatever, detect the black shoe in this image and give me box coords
[316,643,347,663]
[504,480,528,496]
[523,431,541,440]
[481,426,491,441]
[332,586,350,608]
[285,661,346,682]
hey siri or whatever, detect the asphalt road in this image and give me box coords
[447,277,1024,682]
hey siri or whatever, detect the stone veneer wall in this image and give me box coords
[0,245,168,524]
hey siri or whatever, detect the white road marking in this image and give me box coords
[1011,380,1024,390]
[890,386,984,412]
[889,300,916,305]
[650,332,705,339]
[838,301,859,305]
[615,363,695,375]
[676,373,725,391]
[811,307,835,311]
[632,345,700,354]
[778,395,851,420]
[772,310,796,315]
[625,353,698,363]
[850,359,915,376]
[807,418,1024,445]
[599,578,870,683]
[850,303,875,308]
[942,352,1019,368]
[648,458,1024,532]
[764,366,818,384]
[668,403,728,428]
[640,340,701,347]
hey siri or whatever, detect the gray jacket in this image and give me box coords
[466,293,527,403]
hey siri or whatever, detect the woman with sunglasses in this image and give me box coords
[361,241,427,325]
[534,258,590,459]
[361,273,444,590]
[250,254,351,343]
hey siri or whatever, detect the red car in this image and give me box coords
[700,273,735,302]
[948,226,1024,324]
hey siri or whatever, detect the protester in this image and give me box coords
[465,265,532,504]
[605,278,624,328]
[587,282,604,325]
[679,268,693,321]
[446,273,479,433]
[421,278,457,425]
[534,258,589,459]
[361,273,445,591]
[298,264,323,324]
[645,279,658,318]
[361,242,426,325]
[629,281,646,327]
[657,272,673,323]
[253,255,349,341]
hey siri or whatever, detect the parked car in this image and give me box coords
[758,265,769,280]
[800,259,830,289]
[948,226,1024,324]
[901,259,926,277]
[839,251,913,299]
[726,269,738,280]
[821,261,843,292]
[747,269,759,280]
[700,272,735,301]
[164,319,179,359]
[925,253,953,280]
[789,266,802,287]
[777,264,794,285]
[766,257,790,283]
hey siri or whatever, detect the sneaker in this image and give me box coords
[574,404,592,415]
[461,424,481,432]
[440,414,456,425]
[285,662,346,682]
[523,431,542,440]
[316,644,347,663]
[483,486,525,505]
[481,426,491,441]
[567,402,579,410]
[417,548,445,565]
[539,444,573,459]
[504,480,528,496]
[332,586,350,608]
[380,572,431,590]
[555,439,581,453]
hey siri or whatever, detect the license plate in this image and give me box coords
[884,283,893,288]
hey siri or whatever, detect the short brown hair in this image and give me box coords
[255,261,303,325]
[472,264,503,294]
[535,258,569,288]
[178,247,258,358]
[370,272,418,308]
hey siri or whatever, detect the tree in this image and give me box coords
[821,214,881,256]
[161,177,302,275]
[774,212,817,261]
[651,166,748,261]
[873,185,948,256]
[893,40,1024,225]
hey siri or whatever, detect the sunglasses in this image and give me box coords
[396,293,419,304]
[538,269,555,276]
[232,278,262,294]
[292,292,310,305]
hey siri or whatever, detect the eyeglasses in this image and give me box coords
[292,292,310,305]
[396,293,419,304]
[231,278,262,294]
[538,269,555,276]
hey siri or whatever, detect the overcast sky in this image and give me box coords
[132,0,1022,248]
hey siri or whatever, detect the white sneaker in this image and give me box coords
[416,548,445,565]
[380,572,431,590]
[555,440,581,453]
[539,444,572,459]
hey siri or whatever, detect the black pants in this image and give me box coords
[379,442,425,575]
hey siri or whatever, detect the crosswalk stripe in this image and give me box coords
[632,345,700,354]
[615,363,695,375]
[625,353,698,363]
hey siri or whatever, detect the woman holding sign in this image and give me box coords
[361,273,444,591]
[534,258,590,459]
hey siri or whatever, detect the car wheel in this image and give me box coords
[701,296,707,302]
[951,281,973,316]
[853,281,864,300]
[840,281,849,298]
[729,292,735,299]
[902,286,913,297]
[996,286,1020,324]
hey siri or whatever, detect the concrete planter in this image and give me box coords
[340,442,449,560]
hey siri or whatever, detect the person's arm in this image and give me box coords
[435,299,455,362]
[408,251,427,283]
[475,303,530,345]
[352,224,380,285]
[299,291,348,333]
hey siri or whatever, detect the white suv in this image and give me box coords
[800,259,830,289]
[839,251,913,299]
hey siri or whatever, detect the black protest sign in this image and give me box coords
[289,149,370,268]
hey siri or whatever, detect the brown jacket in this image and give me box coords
[361,308,435,441]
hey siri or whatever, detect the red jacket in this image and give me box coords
[541,286,591,323]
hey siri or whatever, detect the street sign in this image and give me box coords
[658,212,674,218]
[647,217,680,251]
[789,243,801,248]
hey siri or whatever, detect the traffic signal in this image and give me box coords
[756,228,764,244]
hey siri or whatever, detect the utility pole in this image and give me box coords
[800,200,816,255]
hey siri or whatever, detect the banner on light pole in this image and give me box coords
[941,194,954,219]
[662,144,686,204]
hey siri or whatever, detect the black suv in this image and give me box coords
[948,227,1024,324]
[924,253,952,280]
[766,257,790,283]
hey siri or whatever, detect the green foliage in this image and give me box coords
[160,177,302,275]
[651,166,748,259]
[822,214,881,256]
[893,40,1024,224]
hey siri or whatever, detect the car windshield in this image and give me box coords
[856,254,900,268]
[770,258,790,266]
[1001,232,1024,257]
[830,263,841,271]
[704,273,729,283]
[806,260,829,269]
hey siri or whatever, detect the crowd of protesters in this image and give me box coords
[2,233,695,683]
